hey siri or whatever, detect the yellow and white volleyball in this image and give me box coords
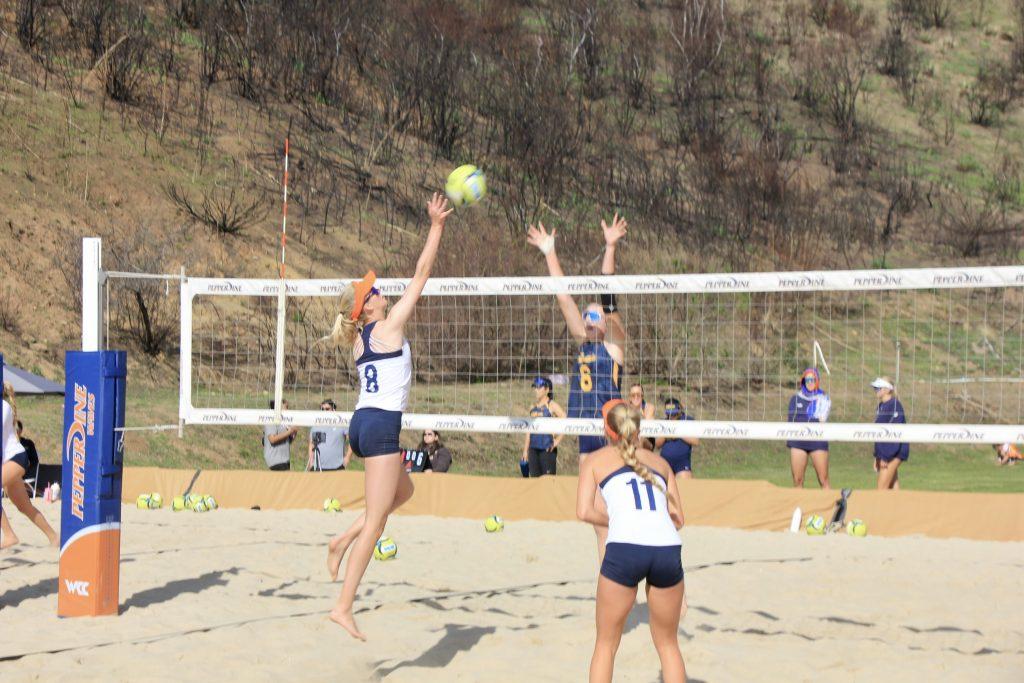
[148,492,163,509]
[373,536,398,561]
[136,494,151,509]
[484,515,504,533]
[846,519,868,537]
[171,496,186,511]
[192,499,209,513]
[323,497,342,513]
[204,495,218,510]
[805,514,826,536]
[445,164,487,207]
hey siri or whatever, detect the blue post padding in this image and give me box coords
[60,351,127,548]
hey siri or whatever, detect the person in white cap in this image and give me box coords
[870,377,908,489]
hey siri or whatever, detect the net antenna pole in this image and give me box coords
[812,339,831,376]
[82,237,104,352]
[895,339,901,388]
[272,137,290,421]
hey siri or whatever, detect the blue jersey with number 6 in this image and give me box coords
[599,466,680,547]
[355,322,412,411]
[568,342,622,419]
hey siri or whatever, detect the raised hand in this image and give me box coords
[427,192,454,225]
[601,212,628,247]
[527,222,557,254]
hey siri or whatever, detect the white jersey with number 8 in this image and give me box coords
[355,322,412,412]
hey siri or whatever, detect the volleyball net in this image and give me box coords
[156,265,1024,444]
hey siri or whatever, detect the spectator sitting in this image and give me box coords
[419,429,452,473]
[308,398,352,471]
[263,398,299,471]
[995,443,1022,466]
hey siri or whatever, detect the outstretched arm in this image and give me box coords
[379,193,452,336]
[527,223,586,342]
[600,213,628,346]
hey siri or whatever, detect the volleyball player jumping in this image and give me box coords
[527,214,628,561]
[323,192,452,640]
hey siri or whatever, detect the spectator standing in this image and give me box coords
[521,376,566,477]
[627,383,656,449]
[785,367,831,489]
[871,377,908,489]
[308,399,352,471]
[654,397,699,479]
[263,398,298,471]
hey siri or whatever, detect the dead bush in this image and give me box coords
[165,184,268,236]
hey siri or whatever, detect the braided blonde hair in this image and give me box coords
[2,381,17,425]
[607,402,664,494]
[324,283,364,348]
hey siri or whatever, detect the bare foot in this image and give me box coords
[329,607,366,641]
[327,533,355,581]
[1,537,20,549]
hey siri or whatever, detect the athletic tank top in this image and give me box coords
[2,400,26,463]
[600,466,680,547]
[528,404,553,450]
[568,342,622,419]
[354,322,412,412]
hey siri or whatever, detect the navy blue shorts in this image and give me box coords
[601,542,684,589]
[579,435,607,455]
[662,451,691,474]
[787,440,829,453]
[4,451,30,471]
[348,408,402,458]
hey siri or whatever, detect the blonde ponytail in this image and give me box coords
[322,283,362,348]
[2,381,17,425]
[608,403,664,494]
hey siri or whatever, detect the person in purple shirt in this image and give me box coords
[870,377,908,490]
[786,367,831,489]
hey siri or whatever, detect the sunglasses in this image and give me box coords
[629,391,644,397]
[363,287,380,305]
[665,407,681,416]
[583,310,603,324]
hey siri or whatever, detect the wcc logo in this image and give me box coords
[64,579,90,597]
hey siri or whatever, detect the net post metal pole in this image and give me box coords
[82,237,103,352]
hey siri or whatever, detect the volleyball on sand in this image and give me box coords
[484,515,504,532]
[323,497,342,512]
[204,495,218,510]
[374,537,398,560]
[136,494,151,509]
[172,496,186,511]
[805,514,826,535]
[444,164,487,207]
[149,493,163,509]
[847,519,868,537]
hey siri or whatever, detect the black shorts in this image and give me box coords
[527,448,557,477]
[269,461,290,471]
[601,542,684,589]
[349,408,402,457]
[4,452,30,471]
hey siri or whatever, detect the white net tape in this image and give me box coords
[180,266,1024,444]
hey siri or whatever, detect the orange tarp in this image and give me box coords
[121,468,1024,543]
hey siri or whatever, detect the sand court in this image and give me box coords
[1,500,1022,682]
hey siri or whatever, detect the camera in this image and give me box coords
[312,431,326,446]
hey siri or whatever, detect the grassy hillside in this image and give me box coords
[1,1,1022,489]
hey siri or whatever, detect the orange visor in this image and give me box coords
[350,270,377,321]
[602,399,626,441]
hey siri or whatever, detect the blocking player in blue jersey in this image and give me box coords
[527,212,628,559]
